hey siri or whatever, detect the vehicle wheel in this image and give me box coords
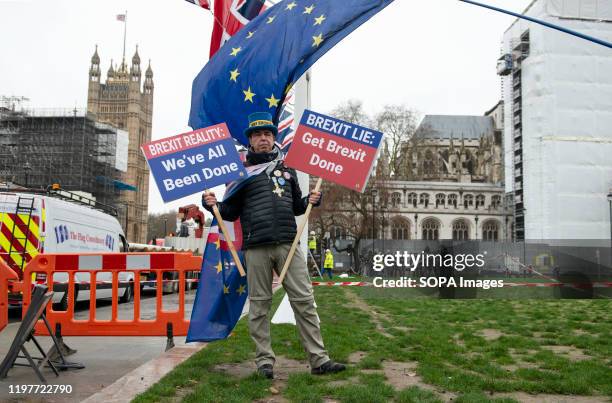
[120,282,134,303]
[58,286,78,311]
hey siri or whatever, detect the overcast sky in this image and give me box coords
[0,0,532,214]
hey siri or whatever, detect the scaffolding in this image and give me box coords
[0,108,123,209]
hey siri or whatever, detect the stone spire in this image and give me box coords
[91,45,100,65]
[107,59,115,79]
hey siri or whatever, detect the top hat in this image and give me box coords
[244,112,278,138]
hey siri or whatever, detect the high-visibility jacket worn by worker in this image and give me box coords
[308,236,317,251]
[324,252,334,269]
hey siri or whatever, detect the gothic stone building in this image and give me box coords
[326,103,514,242]
[87,46,153,243]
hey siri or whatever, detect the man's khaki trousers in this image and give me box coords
[245,243,329,368]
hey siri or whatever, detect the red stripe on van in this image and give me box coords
[10,214,40,250]
[0,224,25,254]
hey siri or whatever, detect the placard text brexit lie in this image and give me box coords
[285,110,383,192]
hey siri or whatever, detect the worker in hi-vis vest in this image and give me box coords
[308,231,317,255]
[323,249,334,279]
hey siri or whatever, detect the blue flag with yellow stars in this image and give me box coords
[189,0,395,147]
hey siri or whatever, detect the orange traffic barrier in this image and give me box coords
[14,252,202,337]
[0,259,19,332]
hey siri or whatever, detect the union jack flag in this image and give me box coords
[277,90,295,153]
[184,0,210,9]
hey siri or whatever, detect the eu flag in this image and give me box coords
[189,0,395,147]
[187,162,273,342]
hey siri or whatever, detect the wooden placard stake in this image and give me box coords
[207,193,246,277]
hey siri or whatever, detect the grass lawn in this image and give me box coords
[134,286,612,403]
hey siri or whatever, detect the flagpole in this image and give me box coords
[277,177,323,285]
[122,10,127,64]
[458,0,612,49]
[210,202,247,277]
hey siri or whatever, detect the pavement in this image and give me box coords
[0,288,210,403]
[0,282,278,402]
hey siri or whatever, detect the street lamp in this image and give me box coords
[505,216,509,242]
[522,208,527,266]
[24,162,32,188]
[474,215,479,241]
[163,218,168,237]
[414,213,418,240]
[382,204,387,252]
[371,189,377,256]
[122,204,129,241]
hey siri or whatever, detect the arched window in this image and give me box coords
[391,218,410,240]
[464,194,474,209]
[421,218,440,240]
[391,192,401,208]
[482,220,500,241]
[419,193,429,207]
[476,194,486,209]
[435,193,446,208]
[452,219,470,240]
[407,192,418,208]
[448,194,458,208]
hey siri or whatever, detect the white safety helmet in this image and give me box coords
[310,231,315,236]
[326,249,331,253]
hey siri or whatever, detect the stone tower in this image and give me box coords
[87,46,154,243]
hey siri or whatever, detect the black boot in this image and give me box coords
[311,360,346,375]
[257,364,274,379]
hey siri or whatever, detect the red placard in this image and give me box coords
[284,110,383,192]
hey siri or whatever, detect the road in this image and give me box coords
[0,288,202,402]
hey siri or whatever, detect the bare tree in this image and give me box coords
[331,99,372,127]
[375,104,420,177]
[311,173,392,274]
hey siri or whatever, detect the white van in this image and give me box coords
[0,189,132,309]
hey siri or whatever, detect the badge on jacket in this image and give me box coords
[271,177,284,197]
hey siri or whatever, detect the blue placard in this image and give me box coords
[142,125,247,203]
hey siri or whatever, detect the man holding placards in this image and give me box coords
[202,112,346,379]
